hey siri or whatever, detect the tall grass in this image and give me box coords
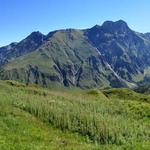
[0,81,150,147]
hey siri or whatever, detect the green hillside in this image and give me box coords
[102,88,150,103]
[0,80,150,149]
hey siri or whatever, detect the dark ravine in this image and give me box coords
[0,20,150,88]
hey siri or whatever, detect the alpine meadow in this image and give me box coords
[0,0,150,150]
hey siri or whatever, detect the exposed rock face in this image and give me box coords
[85,20,150,82]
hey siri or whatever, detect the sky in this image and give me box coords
[0,0,150,46]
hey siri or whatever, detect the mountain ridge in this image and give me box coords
[0,20,150,88]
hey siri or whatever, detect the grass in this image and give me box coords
[0,80,150,149]
[0,106,99,150]
[102,88,150,103]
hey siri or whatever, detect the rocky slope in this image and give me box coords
[85,20,150,83]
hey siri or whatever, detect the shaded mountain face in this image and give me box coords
[0,31,45,65]
[0,20,150,88]
[85,20,150,83]
[144,33,150,41]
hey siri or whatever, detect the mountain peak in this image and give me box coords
[27,31,44,39]
[115,20,128,25]
[93,24,101,29]
[101,20,130,33]
[22,31,45,45]
[102,20,128,27]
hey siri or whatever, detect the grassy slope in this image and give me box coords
[0,80,150,149]
[0,106,97,150]
[102,88,150,103]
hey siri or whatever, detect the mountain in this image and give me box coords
[85,20,150,83]
[145,33,150,40]
[0,31,45,65]
[0,20,150,88]
[0,29,126,88]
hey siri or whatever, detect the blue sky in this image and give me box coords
[0,0,150,46]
